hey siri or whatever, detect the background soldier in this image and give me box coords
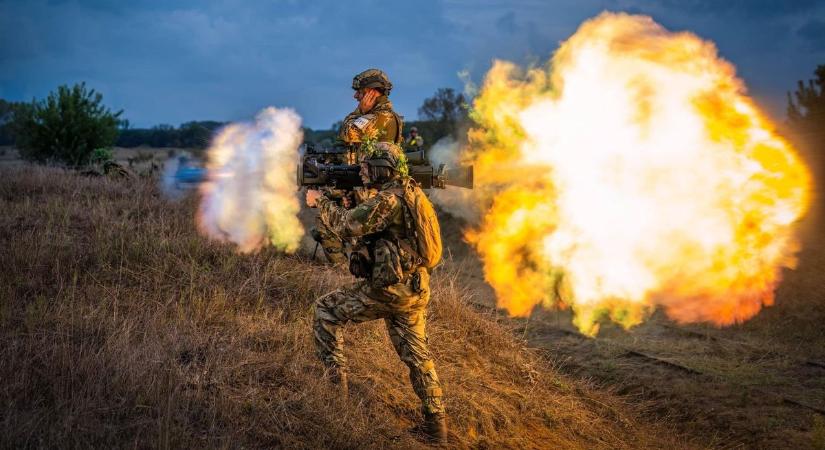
[312,69,404,265]
[305,145,448,444]
[405,126,424,151]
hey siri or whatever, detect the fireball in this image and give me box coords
[465,12,811,335]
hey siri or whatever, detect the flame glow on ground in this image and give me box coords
[198,107,304,253]
[464,12,811,335]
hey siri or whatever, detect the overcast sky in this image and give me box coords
[2,0,823,129]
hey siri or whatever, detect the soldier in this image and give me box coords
[313,69,404,265]
[405,126,424,151]
[305,145,448,444]
[338,68,404,155]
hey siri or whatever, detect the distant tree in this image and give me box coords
[0,99,22,145]
[418,88,468,124]
[416,88,470,146]
[12,83,123,166]
[116,121,224,149]
[149,124,176,147]
[178,122,212,148]
[787,64,825,174]
[787,64,825,134]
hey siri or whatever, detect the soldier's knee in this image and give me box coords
[314,293,338,320]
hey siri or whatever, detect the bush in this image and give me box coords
[90,147,114,164]
[12,83,123,166]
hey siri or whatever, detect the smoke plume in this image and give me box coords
[197,107,305,253]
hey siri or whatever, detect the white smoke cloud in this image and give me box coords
[197,107,305,253]
[427,137,478,222]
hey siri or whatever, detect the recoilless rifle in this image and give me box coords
[297,143,473,190]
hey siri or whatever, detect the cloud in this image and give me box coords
[2,0,822,127]
[649,0,820,18]
[0,0,467,128]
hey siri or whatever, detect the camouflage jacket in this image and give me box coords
[317,178,419,286]
[338,96,403,162]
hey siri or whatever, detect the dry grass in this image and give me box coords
[0,166,694,449]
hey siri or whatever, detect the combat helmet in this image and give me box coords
[352,69,393,94]
[362,142,408,177]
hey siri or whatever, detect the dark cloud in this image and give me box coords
[1,0,822,127]
[651,0,819,18]
[1,0,468,127]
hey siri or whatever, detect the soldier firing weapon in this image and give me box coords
[297,142,473,191]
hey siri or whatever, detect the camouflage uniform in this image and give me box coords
[315,70,404,265]
[338,95,403,154]
[312,179,446,416]
[405,127,424,151]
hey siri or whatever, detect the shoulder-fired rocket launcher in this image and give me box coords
[297,143,473,190]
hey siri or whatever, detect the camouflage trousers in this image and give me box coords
[313,267,446,415]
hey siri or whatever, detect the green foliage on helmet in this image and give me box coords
[362,142,407,177]
[395,151,409,177]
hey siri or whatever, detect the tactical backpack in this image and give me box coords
[392,180,442,270]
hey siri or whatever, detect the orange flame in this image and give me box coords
[464,12,811,335]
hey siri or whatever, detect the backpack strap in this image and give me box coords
[386,183,423,267]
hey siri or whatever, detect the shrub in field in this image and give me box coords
[90,147,114,164]
[12,83,123,166]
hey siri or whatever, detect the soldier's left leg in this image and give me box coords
[313,283,388,376]
[385,308,445,416]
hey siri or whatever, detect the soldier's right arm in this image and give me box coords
[317,191,400,238]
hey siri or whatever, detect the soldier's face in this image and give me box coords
[354,88,374,102]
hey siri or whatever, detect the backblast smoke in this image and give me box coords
[197,107,305,253]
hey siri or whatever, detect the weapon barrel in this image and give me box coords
[298,162,363,190]
[298,146,473,190]
[404,150,426,165]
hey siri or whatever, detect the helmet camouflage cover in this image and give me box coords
[352,69,392,94]
[362,142,408,176]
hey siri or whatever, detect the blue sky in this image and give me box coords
[2,0,823,129]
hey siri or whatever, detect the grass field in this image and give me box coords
[0,166,701,448]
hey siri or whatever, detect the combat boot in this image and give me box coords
[422,412,447,444]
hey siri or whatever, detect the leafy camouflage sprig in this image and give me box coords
[395,150,409,177]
